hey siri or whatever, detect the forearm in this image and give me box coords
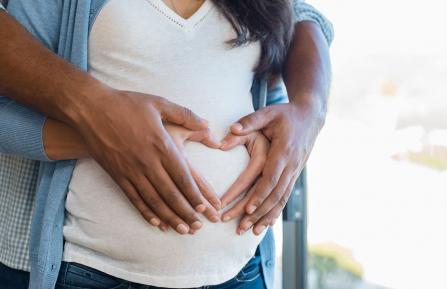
[0,11,104,126]
[283,21,331,123]
[43,119,88,160]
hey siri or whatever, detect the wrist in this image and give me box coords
[58,75,113,128]
[43,119,89,160]
[289,95,327,127]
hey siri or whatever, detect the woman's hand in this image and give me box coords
[164,124,223,233]
[228,103,324,236]
[218,131,270,234]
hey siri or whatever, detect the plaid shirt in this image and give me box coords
[0,155,38,272]
[1,0,37,272]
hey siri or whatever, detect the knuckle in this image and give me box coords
[181,107,194,122]
[267,177,277,189]
[140,207,153,218]
[279,196,288,208]
[272,192,282,204]
[155,138,172,154]
[149,197,163,209]
[165,191,179,205]
[186,211,198,222]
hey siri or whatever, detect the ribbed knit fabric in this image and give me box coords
[293,0,334,45]
[0,98,50,161]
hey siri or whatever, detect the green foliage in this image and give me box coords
[309,243,364,278]
[308,243,364,289]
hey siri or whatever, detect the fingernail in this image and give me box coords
[241,221,253,232]
[231,123,243,131]
[191,221,203,230]
[246,205,257,215]
[211,215,220,223]
[222,215,231,222]
[255,225,266,235]
[195,204,206,213]
[176,224,189,234]
[160,225,168,232]
[150,218,161,226]
[213,200,222,211]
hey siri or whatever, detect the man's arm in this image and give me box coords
[0,9,220,234]
[225,19,332,233]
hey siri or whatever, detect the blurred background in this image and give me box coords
[276,0,447,288]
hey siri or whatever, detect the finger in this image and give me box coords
[159,100,208,130]
[230,107,275,135]
[252,178,296,236]
[188,163,220,223]
[188,128,222,149]
[238,167,294,234]
[220,153,265,208]
[245,141,287,214]
[220,133,248,151]
[221,134,268,207]
[188,161,221,211]
[127,176,190,234]
[118,178,161,227]
[221,184,257,223]
[146,163,203,230]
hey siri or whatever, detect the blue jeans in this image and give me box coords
[55,251,265,289]
[0,262,30,289]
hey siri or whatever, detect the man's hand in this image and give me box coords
[74,89,218,235]
[229,103,324,235]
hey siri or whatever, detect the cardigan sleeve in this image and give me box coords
[0,97,51,161]
[0,1,64,161]
[292,0,334,45]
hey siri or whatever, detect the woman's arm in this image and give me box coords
[229,20,332,235]
[43,119,88,160]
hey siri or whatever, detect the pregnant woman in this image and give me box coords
[39,0,293,288]
[1,0,333,287]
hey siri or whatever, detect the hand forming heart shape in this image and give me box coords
[164,123,270,232]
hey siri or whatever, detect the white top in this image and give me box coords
[63,0,265,287]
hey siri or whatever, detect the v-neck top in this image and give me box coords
[62,0,265,287]
[145,0,212,30]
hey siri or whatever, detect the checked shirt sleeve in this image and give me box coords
[292,0,334,45]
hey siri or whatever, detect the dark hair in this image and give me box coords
[213,0,294,80]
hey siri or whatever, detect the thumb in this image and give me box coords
[188,129,222,149]
[161,101,208,131]
[231,107,273,135]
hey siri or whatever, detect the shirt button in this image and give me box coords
[51,264,55,271]
[265,260,274,267]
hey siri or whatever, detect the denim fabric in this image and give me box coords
[55,250,265,289]
[0,262,30,289]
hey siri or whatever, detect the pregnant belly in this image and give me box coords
[63,142,266,283]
